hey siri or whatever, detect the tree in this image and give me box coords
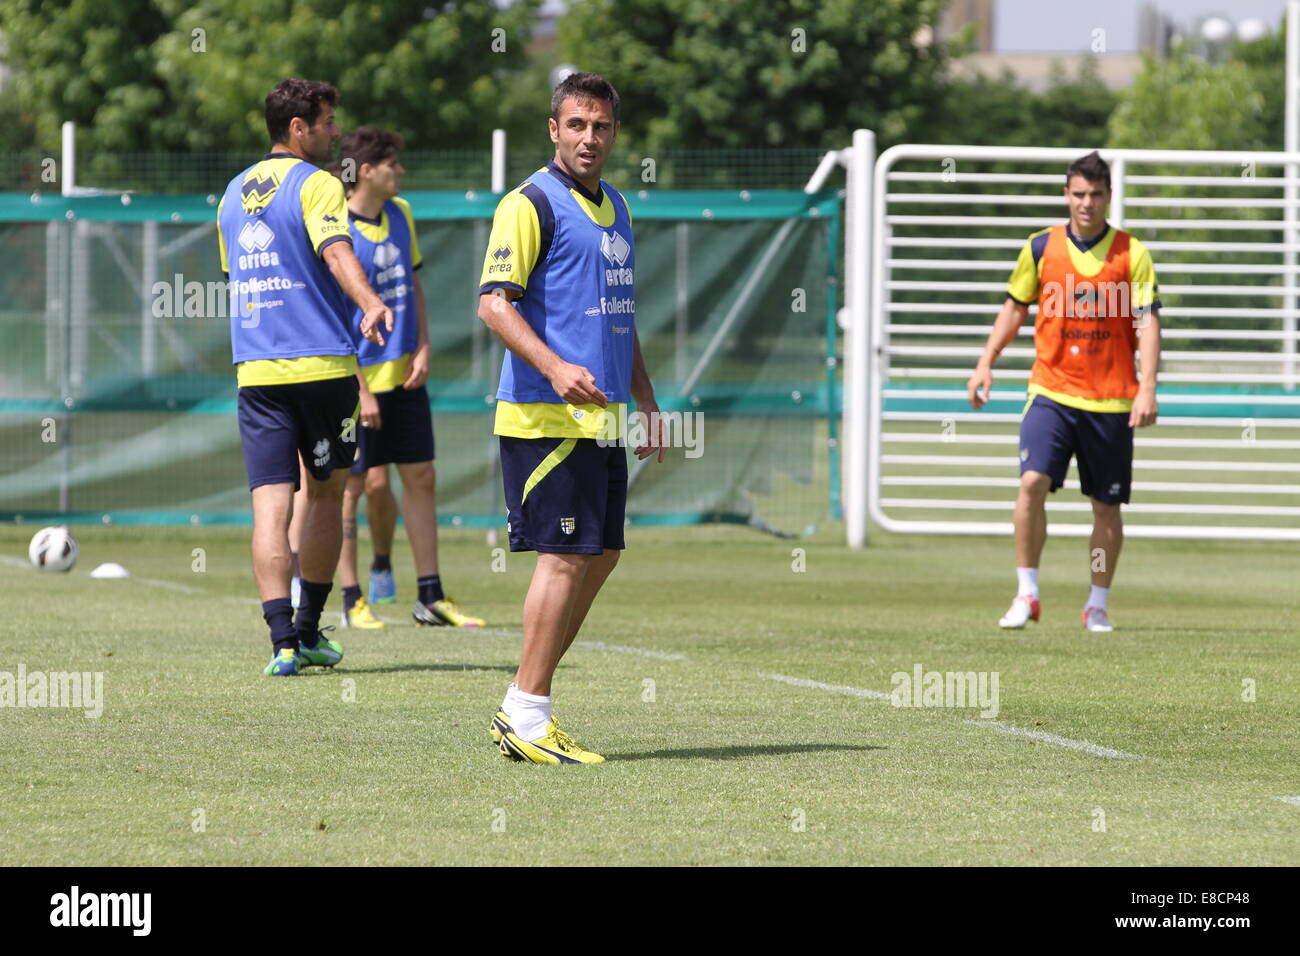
[0,0,174,153]
[1107,47,1267,151]
[557,0,954,152]
[924,60,1117,150]
[0,0,542,153]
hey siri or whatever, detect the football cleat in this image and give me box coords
[290,576,302,609]
[298,625,344,667]
[412,598,485,628]
[369,568,397,605]
[499,716,605,764]
[264,648,304,677]
[491,710,524,761]
[1083,606,1114,632]
[490,710,511,744]
[341,596,385,630]
[999,594,1041,629]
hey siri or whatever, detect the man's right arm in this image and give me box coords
[323,242,391,345]
[476,291,608,406]
[967,298,1030,409]
[302,168,392,345]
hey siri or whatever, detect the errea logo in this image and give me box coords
[487,244,513,275]
[373,240,400,269]
[238,220,275,253]
[601,230,630,266]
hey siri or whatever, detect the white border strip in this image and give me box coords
[965,720,1142,760]
[1272,795,1300,807]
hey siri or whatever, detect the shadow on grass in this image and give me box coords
[612,742,884,762]
[329,663,519,675]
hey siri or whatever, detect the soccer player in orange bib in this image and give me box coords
[967,151,1162,632]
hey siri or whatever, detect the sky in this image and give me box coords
[996,0,1292,52]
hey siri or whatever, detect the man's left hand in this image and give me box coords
[1129,391,1158,428]
[634,403,667,463]
[403,343,430,390]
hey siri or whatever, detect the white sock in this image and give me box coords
[1087,585,1110,612]
[503,684,553,742]
[1016,567,1039,598]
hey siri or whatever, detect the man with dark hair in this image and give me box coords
[330,126,484,630]
[217,78,393,676]
[477,71,665,763]
[967,150,1162,633]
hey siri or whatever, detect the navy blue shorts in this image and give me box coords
[1020,394,1133,504]
[500,436,627,554]
[353,384,436,473]
[237,377,360,490]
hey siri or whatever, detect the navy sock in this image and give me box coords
[295,579,332,647]
[263,598,296,654]
[290,551,301,578]
[418,575,444,605]
[342,584,362,613]
[371,553,391,573]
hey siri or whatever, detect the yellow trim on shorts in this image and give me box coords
[521,438,578,505]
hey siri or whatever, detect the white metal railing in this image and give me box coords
[843,143,1300,544]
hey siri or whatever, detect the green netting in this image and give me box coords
[0,189,842,535]
[2,149,836,194]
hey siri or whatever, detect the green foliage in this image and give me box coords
[1,0,541,153]
[1,0,173,152]
[557,0,954,152]
[925,60,1117,149]
[1107,48,1268,151]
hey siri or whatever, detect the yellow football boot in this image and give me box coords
[342,596,386,629]
[499,716,605,764]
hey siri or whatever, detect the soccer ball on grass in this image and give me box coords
[28,526,78,572]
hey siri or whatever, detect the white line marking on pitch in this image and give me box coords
[575,641,688,661]
[965,720,1142,760]
[761,673,893,700]
[1272,796,1300,807]
[135,577,205,594]
[0,555,31,569]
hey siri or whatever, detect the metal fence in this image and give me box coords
[844,144,1300,543]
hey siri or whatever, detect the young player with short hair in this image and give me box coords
[967,151,1162,632]
[333,126,484,630]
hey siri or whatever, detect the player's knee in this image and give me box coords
[1018,471,1051,501]
[1092,500,1123,525]
[402,462,436,495]
[307,472,347,501]
[364,466,391,497]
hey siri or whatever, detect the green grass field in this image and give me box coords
[2,523,1297,866]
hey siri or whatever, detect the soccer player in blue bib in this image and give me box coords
[478,73,666,764]
[331,126,485,630]
[217,79,393,677]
